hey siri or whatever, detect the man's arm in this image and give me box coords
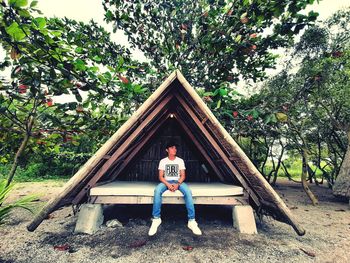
[173,169,186,190]
[158,170,173,190]
[178,169,186,184]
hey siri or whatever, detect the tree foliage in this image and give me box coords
[234,7,350,193]
[103,0,318,89]
[0,0,151,184]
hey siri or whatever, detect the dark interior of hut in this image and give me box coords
[117,117,221,182]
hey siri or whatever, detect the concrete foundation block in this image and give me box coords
[232,205,257,234]
[74,204,104,234]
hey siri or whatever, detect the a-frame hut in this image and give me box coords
[27,70,305,235]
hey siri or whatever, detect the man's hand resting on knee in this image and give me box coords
[166,183,178,192]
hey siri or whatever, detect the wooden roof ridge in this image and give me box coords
[27,70,305,236]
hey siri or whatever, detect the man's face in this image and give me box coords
[166,146,177,156]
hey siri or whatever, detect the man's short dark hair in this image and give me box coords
[166,141,178,149]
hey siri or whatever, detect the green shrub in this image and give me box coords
[263,157,331,179]
[0,179,39,225]
[0,162,73,182]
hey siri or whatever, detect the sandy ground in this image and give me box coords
[0,178,349,263]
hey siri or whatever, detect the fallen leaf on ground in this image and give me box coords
[290,206,298,210]
[300,248,316,257]
[54,244,70,251]
[46,214,54,219]
[183,246,194,251]
[129,239,147,248]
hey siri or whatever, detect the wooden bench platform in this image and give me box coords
[89,181,247,205]
[76,181,257,235]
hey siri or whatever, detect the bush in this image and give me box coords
[0,179,39,225]
[0,159,76,182]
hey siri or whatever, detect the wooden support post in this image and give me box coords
[232,205,257,234]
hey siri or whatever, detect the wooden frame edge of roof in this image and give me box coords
[27,70,305,236]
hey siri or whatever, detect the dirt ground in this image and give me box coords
[0,178,349,263]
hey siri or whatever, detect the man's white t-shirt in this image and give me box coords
[158,157,186,181]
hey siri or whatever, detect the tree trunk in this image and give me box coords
[281,161,301,183]
[260,136,270,175]
[6,116,34,187]
[301,148,319,205]
[267,139,276,182]
[333,130,350,198]
[271,140,284,186]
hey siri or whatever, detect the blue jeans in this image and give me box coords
[152,180,195,220]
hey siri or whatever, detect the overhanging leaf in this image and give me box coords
[275,112,288,122]
[33,17,46,29]
[30,0,38,8]
[5,22,26,41]
[10,0,28,8]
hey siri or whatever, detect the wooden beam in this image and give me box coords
[173,114,226,182]
[90,195,247,205]
[72,95,174,205]
[229,156,241,161]
[174,94,260,206]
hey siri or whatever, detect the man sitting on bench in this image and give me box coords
[148,141,202,236]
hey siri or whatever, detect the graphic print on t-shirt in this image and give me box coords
[165,164,179,178]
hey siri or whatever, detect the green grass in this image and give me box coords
[0,163,70,183]
[262,159,330,179]
[0,174,69,183]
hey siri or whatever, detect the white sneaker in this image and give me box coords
[188,220,202,235]
[148,218,162,236]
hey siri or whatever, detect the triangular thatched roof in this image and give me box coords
[27,70,305,235]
